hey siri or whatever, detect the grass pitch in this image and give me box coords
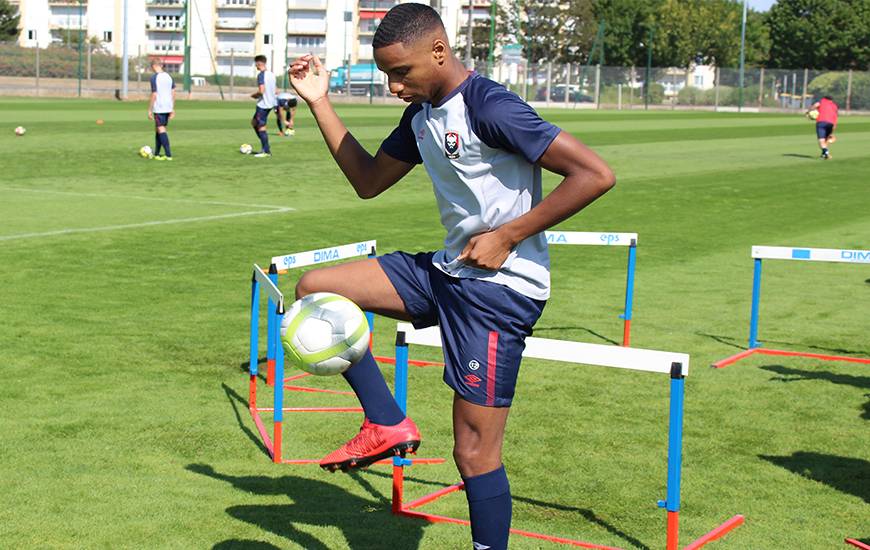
[0,98,868,549]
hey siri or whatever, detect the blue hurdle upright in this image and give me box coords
[713,245,870,368]
[545,231,638,346]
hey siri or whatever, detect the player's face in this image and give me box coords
[375,36,444,104]
[255,61,265,71]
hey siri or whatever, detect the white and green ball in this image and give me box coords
[280,292,370,376]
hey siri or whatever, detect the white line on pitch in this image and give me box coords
[0,186,289,210]
[0,208,294,242]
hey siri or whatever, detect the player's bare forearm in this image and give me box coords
[458,132,614,270]
[501,132,614,245]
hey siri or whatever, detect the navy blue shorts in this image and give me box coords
[277,98,297,109]
[378,251,546,408]
[816,122,834,139]
[253,106,271,127]
[153,113,171,127]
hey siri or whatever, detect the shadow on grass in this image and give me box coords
[238,357,268,384]
[781,153,815,159]
[222,383,270,457]
[534,326,620,346]
[698,333,869,357]
[188,463,426,550]
[760,364,870,420]
[359,469,651,550]
[759,452,870,504]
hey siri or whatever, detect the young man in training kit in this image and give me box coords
[275,91,298,136]
[148,59,175,161]
[250,55,276,157]
[289,4,614,549]
[809,95,838,159]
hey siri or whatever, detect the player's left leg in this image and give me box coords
[153,114,172,160]
[275,106,285,134]
[288,105,297,133]
[252,108,271,157]
[454,396,512,550]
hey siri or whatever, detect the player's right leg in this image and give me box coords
[297,257,425,471]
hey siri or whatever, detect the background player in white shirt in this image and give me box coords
[250,55,277,157]
[148,59,175,161]
[290,5,614,549]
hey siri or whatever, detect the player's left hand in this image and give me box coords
[456,229,515,271]
[169,111,175,120]
[147,111,154,120]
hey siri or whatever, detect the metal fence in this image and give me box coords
[472,60,870,113]
[2,40,868,111]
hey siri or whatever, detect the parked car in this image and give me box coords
[535,84,593,103]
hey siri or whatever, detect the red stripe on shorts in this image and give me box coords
[486,331,499,406]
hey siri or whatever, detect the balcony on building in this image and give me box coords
[48,0,82,6]
[146,18,183,31]
[287,11,327,35]
[49,16,88,29]
[145,0,184,7]
[217,0,256,9]
[147,43,183,55]
[358,0,399,10]
[288,0,327,9]
[215,18,257,31]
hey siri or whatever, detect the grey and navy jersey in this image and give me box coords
[150,72,175,114]
[257,70,277,109]
[381,73,561,300]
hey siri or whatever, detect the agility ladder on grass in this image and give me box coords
[712,246,870,369]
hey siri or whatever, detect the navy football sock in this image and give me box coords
[341,349,405,426]
[154,132,162,155]
[160,133,172,157]
[257,130,270,153]
[464,465,511,550]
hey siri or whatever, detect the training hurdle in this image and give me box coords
[248,247,444,465]
[712,245,870,369]
[388,323,744,549]
[545,231,638,346]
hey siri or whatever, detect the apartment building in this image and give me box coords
[12,0,482,79]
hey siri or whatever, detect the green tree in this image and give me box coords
[592,0,660,67]
[0,0,21,40]
[519,0,598,63]
[767,0,870,69]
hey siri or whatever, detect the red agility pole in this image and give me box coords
[390,323,743,549]
[846,538,870,550]
[712,245,869,369]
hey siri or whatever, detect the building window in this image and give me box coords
[27,30,36,40]
[694,75,703,87]
[103,31,113,42]
[264,33,272,45]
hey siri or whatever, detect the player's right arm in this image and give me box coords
[148,74,157,120]
[289,54,414,199]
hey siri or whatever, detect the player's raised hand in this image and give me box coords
[289,54,328,104]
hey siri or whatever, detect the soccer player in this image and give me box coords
[275,91,298,136]
[289,5,614,549]
[148,59,175,161]
[809,95,838,159]
[250,55,277,157]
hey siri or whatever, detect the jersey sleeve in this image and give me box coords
[170,77,176,89]
[257,72,264,86]
[468,86,561,164]
[379,104,423,165]
[150,74,158,92]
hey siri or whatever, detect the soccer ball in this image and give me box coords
[14,126,25,136]
[280,292,370,376]
[139,145,153,158]
[240,143,253,155]
[283,128,294,136]
[807,109,819,120]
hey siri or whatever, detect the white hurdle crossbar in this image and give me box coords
[389,323,743,549]
[545,231,638,346]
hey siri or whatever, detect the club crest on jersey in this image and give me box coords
[444,131,461,159]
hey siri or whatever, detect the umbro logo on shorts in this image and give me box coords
[464,374,482,387]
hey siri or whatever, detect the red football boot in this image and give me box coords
[320,417,421,472]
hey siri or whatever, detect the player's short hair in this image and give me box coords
[254,54,267,64]
[823,95,833,101]
[372,3,444,50]
[150,58,163,68]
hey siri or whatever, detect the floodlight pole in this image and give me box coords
[182,0,191,93]
[738,0,747,112]
[465,0,473,68]
[488,2,495,76]
[644,26,654,110]
[121,0,129,99]
[77,0,83,97]
[283,0,290,90]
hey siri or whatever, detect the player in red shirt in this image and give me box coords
[809,96,838,159]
